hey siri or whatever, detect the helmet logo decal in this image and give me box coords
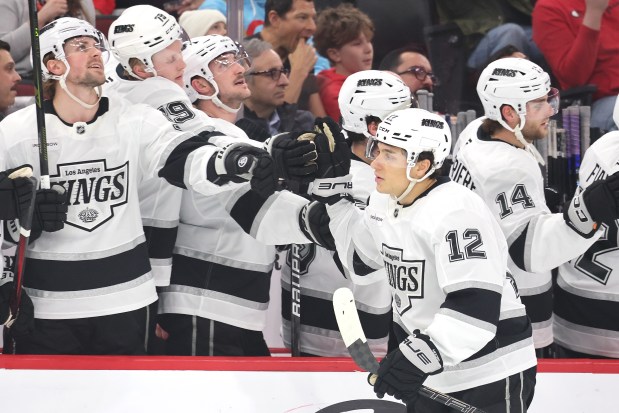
[113,25,134,34]
[491,68,518,77]
[356,78,382,87]
[421,119,443,129]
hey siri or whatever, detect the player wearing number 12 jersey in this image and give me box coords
[451,58,619,350]
[315,108,536,410]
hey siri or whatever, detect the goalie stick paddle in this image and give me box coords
[333,287,487,413]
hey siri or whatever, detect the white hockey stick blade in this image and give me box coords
[333,287,380,373]
[333,287,486,413]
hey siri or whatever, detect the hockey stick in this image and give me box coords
[8,174,38,314]
[5,0,50,352]
[28,0,50,190]
[333,288,486,413]
[289,244,302,356]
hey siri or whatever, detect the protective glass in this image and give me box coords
[397,65,439,86]
[246,67,290,81]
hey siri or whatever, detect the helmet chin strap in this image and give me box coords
[195,81,241,114]
[498,115,545,166]
[56,63,102,109]
[392,165,436,203]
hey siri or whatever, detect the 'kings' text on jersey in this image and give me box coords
[53,160,129,231]
[381,244,424,315]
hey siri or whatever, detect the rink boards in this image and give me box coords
[0,355,618,412]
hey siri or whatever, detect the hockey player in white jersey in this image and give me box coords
[0,17,278,355]
[450,58,619,351]
[312,108,537,411]
[276,71,409,356]
[154,34,316,356]
[554,131,619,358]
[105,6,266,290]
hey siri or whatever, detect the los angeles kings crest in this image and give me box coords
[52,159,129,231]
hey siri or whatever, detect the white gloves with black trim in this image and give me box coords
[372,330,443,406]
[564,171,619,237]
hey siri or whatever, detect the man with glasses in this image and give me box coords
[450,57,619,353]
[248,0,326,118]
[379,45,437,96]
[238,38,313,140]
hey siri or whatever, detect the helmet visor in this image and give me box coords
[63,33,111,65]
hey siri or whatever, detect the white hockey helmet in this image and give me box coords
[338,70,412,138]
[40,17,108,81]
[108,5,184,79]
[368,108,450,200]
[39,17,109,108]
[182,34,250,113]
[477,57,559,130]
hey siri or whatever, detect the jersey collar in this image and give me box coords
[43,97,110,127]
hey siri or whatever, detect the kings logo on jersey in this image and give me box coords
[381,244,424,315]
[52,160,129,231]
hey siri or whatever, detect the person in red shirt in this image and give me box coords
[314,4,373,122]
[533,0,619,131]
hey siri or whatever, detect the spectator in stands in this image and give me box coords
[379,45,436,95]
[0,41,21,121]
[179,9,227,37]
[247,0,326,117]
[0,0,95,78]
[313,4,373,122]
[533,0,619,132]
[434,0,544,71]
[238,38,313,139]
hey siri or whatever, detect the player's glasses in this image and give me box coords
[397,66,439,85]
[246,67,290,81]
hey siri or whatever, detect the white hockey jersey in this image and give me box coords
[158,119,277,331]
[554,132,619,357]
[450,121,601,348]
[279,156,392,357]
[103,68,262,286]
[0,98,223,319]
[327,178,536,393]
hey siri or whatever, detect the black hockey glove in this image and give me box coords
[30,184,68,242]
[298,200,335,250]
[564,171,619,238]
[313,117,350,179]
[0,165,35,221]
[235,118,272,143]
[372,330,443,406]
[211,142,267,182]
[544,186,561,213]
[250,153,278,199]
[266,132,318,183]
[0,281,35,339]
